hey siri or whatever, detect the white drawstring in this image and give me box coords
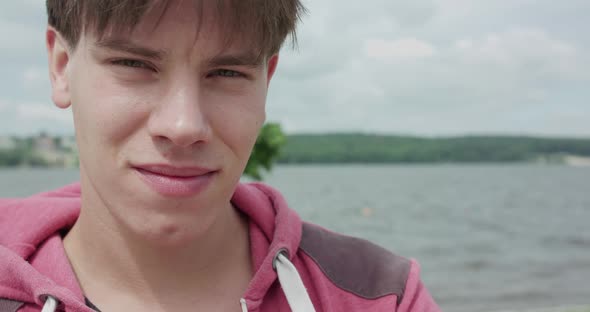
[240,298,248,312]
[274,252,316,312]
[41,295,58,312]
[37,256,312,312]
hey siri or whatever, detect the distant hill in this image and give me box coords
[2,133,589,166]
[278,134,590,164]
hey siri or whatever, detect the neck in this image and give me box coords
[63,195,252,310]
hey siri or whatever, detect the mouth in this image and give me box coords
[132,164,218,198]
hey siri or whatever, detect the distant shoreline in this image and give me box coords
[489,305,590,312]
[277,134,590,164]
[563,155,590,166]
[2,133,590,167]
[2,157,590,169]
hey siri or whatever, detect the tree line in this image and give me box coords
[277,133,590,163]
[3,131,589,173]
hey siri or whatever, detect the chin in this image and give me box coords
[133,217,215,248]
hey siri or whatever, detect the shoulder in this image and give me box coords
[0,185,80,253]
[298,222,411,302]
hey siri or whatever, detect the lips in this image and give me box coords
[133,164,217,197]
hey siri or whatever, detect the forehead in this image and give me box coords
[84,0,263,58]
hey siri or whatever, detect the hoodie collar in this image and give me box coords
[0,183,93,311]
[0,184,80,259]
[231,182,303,311]
[0,182,304,311]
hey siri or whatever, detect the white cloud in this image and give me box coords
[270,24,590,136]
[453,29,579,73]
[364,38,436,62]
[1,1,589,136]
[16,103,72,124]
[22,67,47,87]
[327,0,437,28]
[0,19,45,59]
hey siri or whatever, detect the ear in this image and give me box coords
[265,54,279,88]
[46,26,72,109]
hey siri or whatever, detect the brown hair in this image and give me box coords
[46,0,306,59]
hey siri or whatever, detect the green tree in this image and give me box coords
[244,123,286,180]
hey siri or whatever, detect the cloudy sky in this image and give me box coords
[1,1,588,137]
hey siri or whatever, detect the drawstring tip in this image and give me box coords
[240,298,248,312]
[275,252,316,312]
[41,295,59,312]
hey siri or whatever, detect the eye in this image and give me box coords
[209,69,245,78]
[111,59,155,71]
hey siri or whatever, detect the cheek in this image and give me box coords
[208,84,267,157]
[71,71,153,147]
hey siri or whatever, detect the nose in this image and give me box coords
[147,78,211,148]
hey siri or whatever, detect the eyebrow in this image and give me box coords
[94,38,167,60]
[206,52,264,68]
[94,38,263,67]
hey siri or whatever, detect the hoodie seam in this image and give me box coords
[6,243,35,250]
[0,288,29,303]
[298,248,402,301]
[252,184,278,213]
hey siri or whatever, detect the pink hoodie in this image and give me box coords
[0,182,440,312]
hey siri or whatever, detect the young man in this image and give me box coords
[0,1,440,311]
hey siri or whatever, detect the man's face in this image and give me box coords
[47,0,278,244]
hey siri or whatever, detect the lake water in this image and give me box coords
[1,164,589,312]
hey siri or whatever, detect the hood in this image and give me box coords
[231,182,312,311]
[0,182,314,312]
[0,183,91,311]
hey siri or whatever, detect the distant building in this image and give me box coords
[60,136,78,152]
[34,132,57,153]
[29,133,78,168]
